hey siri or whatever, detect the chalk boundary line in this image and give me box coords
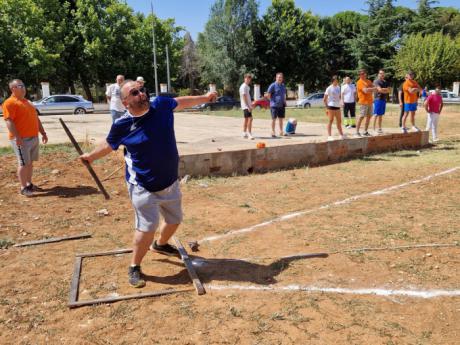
[199,166,460,243]
[205,284,460,299]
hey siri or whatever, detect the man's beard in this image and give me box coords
[130,94,149,111]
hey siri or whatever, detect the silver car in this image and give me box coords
[296,92,325,108]
[33,95,94,115]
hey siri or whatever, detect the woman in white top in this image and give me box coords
[323,76,345,140]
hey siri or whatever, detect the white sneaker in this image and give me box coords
[242,132,248,138]
[355,132,362,137]
[327,136,335,141]
[412,126,420,132]
[377,128,383,135]
[247,133,254,140]
[340,134,347,140]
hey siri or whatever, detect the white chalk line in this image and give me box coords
[206,284,460,299]
[199,166,460,243]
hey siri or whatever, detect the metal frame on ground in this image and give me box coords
[68,239,206,308]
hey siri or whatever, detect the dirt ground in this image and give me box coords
[0,111,459,345]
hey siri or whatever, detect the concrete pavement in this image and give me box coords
[0,110,401,155]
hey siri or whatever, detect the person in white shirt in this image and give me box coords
[323,76,345,141]
[239,74,254,139]
[106,75,126,122]
[341,76,356,128]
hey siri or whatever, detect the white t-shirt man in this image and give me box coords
[239,83,250,110]
[325,85,341,108]
[341,83,356,104]
[106,83,126,112]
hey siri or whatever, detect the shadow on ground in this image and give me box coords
[33,185,99,198]
[143,252,328,286]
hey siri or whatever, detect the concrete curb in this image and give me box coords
[179,131,429,177]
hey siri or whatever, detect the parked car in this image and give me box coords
[192,96,239,111]
[296,92,325,108]
[252,97,270,109]
[439,90,460,104]
[33,95,94,115]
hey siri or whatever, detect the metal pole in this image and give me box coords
[150,1,159,96]
[166,45,171,92]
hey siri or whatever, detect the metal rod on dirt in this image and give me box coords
[59,118,110,200]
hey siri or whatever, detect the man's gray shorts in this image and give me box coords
[127,180,183,232]
[359,104,373,117]
[10,136,39,166]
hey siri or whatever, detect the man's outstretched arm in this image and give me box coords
[174,92,217,111]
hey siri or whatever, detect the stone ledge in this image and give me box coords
[179,131,429,177]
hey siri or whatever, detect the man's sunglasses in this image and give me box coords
[13,84,25,89]
[128,87,147,97]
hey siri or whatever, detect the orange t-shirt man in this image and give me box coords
[357,79,374,105]
[3,95,39,140]
[403,79,421,104]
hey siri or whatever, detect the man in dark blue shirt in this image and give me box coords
[81,80,216,287]
[267,72,287,137]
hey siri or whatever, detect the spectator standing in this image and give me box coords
[267,72,287,137]
[239,74,254,139]
[398,75,408,128]
[372,69,390,134]
[356,69,376,137]
[2,79,48,196]
[402,71,422,133]
[424,86,443,142]
[106,75,126,122]
[136,76,149,98]
[324,76,345,141]
[341,76,356,129]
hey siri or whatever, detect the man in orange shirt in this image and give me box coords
[402,71,422,133]
[3,79,48,196]
[355,69,376,137]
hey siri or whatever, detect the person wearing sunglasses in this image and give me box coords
[2,79,48,197]
[80,80,217,288]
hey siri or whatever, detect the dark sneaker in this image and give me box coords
[128,265,146,288]
[363,131,371,137]
[150,240,180,257]
[20,186,33,197]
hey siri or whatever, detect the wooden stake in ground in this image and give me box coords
[59,118,110,199]
[13,233,91,248]
[173,236,206,295]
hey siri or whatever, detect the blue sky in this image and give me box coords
[126,0,459,39]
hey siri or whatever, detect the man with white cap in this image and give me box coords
[136,76,149,99]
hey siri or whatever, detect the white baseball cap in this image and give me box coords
[136,76,145,83]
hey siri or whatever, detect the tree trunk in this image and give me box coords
[80,76,93,101]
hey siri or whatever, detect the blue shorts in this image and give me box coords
[404,103,417,112]
[270,107,285,119]
[373,99,386,116]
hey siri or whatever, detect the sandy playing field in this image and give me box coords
[0,110,459,345]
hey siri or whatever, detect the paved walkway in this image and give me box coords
[0,111,398,155]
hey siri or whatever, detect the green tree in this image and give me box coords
[0,0,65,95]
[180,32,200,93]
[319,11,366,79]
[254,0,322,90]
[198,0,258,94]
[394,32,460,86]
[350,0,400,77]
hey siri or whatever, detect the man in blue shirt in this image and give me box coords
[81,80,216,288]
[267,72,287,137]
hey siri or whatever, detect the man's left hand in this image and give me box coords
[41,133,48,144]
